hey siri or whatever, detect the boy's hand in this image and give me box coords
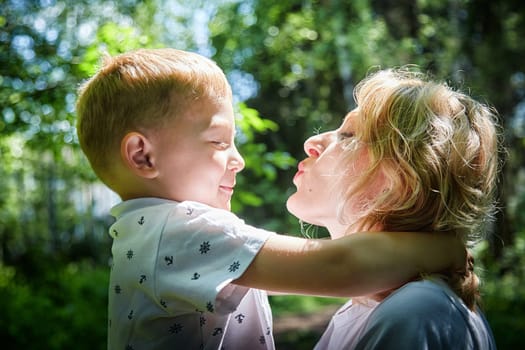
[407,232,467,277]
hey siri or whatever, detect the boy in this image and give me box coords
[76,48,465,349]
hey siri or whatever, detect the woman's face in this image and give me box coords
[286,109,372,238]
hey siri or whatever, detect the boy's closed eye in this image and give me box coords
[211,141,230,149]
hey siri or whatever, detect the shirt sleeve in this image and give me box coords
[155,201,274,315]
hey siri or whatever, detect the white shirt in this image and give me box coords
[107,198,275,349]
[314,298,378,349]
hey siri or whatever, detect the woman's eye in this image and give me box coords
[337,132,354,141]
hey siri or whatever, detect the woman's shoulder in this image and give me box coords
[369,278,486,327]
[377,279,460,313]
[356,279,496,349]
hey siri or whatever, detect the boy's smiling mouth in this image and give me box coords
[219,185,235,194]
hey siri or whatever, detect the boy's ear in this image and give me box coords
[120,132,159,179]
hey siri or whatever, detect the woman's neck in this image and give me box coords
[326,221,352,239]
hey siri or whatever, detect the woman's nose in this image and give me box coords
[304,133,325,158]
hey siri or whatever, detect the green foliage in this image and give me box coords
[475,231,525,349]
[1,0,525,348]
[270,295,344,349]
[270,295,344,317]
[79,23,153,76]
[236,103,279,139]
[236,103,295,183]
[0,261,108,350]
[232,103,297,229]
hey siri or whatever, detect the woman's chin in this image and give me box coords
[285,195,300,217]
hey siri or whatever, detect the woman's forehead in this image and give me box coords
[341,109,359,128]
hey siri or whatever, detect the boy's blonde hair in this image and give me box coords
[76,48,232,184]
[340,68,501,246]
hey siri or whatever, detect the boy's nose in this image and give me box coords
[229,147,245,173]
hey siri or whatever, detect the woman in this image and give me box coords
[287,68,499,349]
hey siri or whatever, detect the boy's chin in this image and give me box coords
[213,200,231,211]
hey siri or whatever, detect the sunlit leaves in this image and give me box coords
[236,102,279,140]
[231,102,296,212]
[78,23,151,76]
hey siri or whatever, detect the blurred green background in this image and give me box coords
[1,0,524,348]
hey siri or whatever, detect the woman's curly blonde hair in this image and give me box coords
[342,68,501,246]
[340,68,503,308]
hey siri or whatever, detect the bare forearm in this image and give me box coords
[234,232,465,297]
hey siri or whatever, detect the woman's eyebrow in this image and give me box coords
[338,131,354,137]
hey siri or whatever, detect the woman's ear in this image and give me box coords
[120,132,159,179]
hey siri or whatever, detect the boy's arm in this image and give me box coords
[233,232,466,297]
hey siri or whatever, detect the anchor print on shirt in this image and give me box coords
[165,256,173,266]
[235,313,246,324]
[206,301,214,313]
